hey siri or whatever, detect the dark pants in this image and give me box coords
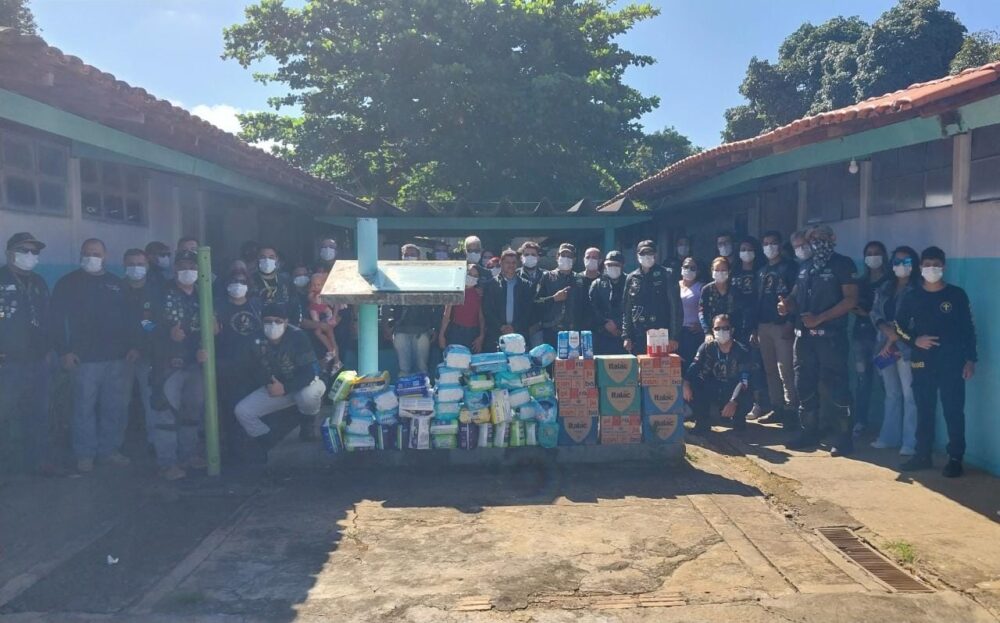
[794,333,852,437]
[542,329,559,349]
[912,364,965,461]
[677,326,704,377]
[851,333,877,427]
[691,380,752,429]
[445,324,480,350]
[594,330,625,355]
[0,359,53,471]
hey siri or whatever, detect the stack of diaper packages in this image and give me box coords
[322,370,397,452]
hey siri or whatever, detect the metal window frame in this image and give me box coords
[0,128,70,216]
[79,157,150,226]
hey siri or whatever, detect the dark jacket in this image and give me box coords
[250,271,302,324]
[895,284,977,368]
[216,297,263,362]
[123,280,163,360]
[756,259,798,327]
[384,305,441,335]
[699,283,747,340]
[0,265,49,363]
[534,269,586,332]
[792,252,858,333]
[245,325,320,394]
[49,269,132,362]
[155,282,203,369]
[482,273,535,343]
[588,273,626,339]
[621,265,682,343]
[687,339,758,395]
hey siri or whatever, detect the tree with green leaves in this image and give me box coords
[723,0,967,143]
[223,0,664,204]
[950,30,1000,74]
[616,126,698,189]
[0,0,37,34]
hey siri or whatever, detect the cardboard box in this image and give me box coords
[641,385,685,416]
[558,385,598,406]
[553,357,596,381]
[555,377,596,393]
[598,385,641,416]
[595,355,639,387]
[643,413,685,444]
[638,354,683,386]
[559,402,598,418]
[600,415,643,444]
[558,415,600,446]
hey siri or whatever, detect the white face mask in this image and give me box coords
[320,247,337,262]
[893,264,912,278]
[258,258,277,274]
[521,255,538,268]
[606,266,622,280]
[864,255,883,269]
[763,244,780,260]
[584,258,599,272]
[713,270,729,284]
[125,266,147,281]
[676,245,689,257]
[228,283,248,299]
[177,269,198,286]
[794,246,812,261]
[638,255,655,269]
[156,255,172,269]
[557,256,574,271]
[13,251,39,272]
[465,275,479,287]
[466,251,481,264]
[739,250,755,263]
[263,321,286,340]
[81,256,103,274]
[490,267,501,279]
[681,268,697,281]
[713,329,732,344]
[403,255,418,261]
[293,275,310,288]
[921,266,944,284]
[718,244,733,258]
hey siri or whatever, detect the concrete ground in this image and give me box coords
[1,420,998,623]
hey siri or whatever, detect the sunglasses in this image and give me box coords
[14,247,40,255]
[713,326,732,331]
[891,258,913,266]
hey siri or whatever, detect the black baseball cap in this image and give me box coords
[605,250,624,264]
[175,250,198,264]
[262,303,288,319]
[557,243,576,256]
[636,240,656,254]
[6,232,45,251]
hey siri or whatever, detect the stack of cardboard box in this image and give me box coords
[638,354,685,444]
[595,355,642,444]
[553,358,599,445]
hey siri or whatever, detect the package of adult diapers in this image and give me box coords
[436,383,464,404]
[374,423,405,450]
[371,388,399,412]
[507,354,531,373]
[352,371,391,395]
[529,344,557,368]
[429,418,459,436]
[464,388,492,411]
[538,421,559,448]
[328,370,358,402]
[434,400,462,421]
[509,420,526,447]
[528,380,556,400]
[498,333,526,355]
[477,422,493,448]
[460,407,492,424]
[520,367,549,386]
[399,396,435,419]
[444,344,472,369]
[345,413,376,436]
[508,387,531,408]
[471,352,509,374]
[491,388,513,423]
[321,417,344,454]
[515,398,543,421]
[494,370,524,390]
[432,434,459,450]
[408,414,432,450]
[536,398,559,423]
[348,394,374,413]
[458,422,478,449]
[395,373,430,397]
[437,365,464,386]
[374,409,399,425]
[330,401,348,428]
[466,373,494,392]
[344,433,377,451]
[493,421,510,448]
[525,421,539,446]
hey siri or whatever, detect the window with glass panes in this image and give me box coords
[870,138,952,215]
[80,159,148,224]
[0,131,68,214]
[970,123,1000,203]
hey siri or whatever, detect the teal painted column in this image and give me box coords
[356,218,380,374]
[604,227,615,252]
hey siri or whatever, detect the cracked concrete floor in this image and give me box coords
[2,440,997,623]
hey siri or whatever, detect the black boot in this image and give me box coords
[830,434,854,457]
[941,458,963,478]
[786,430,820,450]
[298,414,317,442]
[252,429,279,463]
[900,455,933,471]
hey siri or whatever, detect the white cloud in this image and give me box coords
[187,103,280,152]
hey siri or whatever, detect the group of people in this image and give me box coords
[0,224,978,481]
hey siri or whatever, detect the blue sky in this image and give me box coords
[31,0,1000,149]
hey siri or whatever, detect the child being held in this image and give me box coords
[308,272,344,373]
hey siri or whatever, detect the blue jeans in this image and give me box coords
[151,364,204,468]
[0,359,52,470]
[875,357,917,451]
[392,331,431,375]
[126,359,155,443]
[852,334,878,427]
[72,359,130,460]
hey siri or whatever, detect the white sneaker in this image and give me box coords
[870,440,891,449]
[899,446,917,456]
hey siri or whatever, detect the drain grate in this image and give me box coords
[817,527,932,593]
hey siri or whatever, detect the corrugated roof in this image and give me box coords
[603,61,1000,208]
[0,28,358,206]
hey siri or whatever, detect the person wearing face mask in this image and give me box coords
[292,264,311,305]
[731,235,770,421]
[777,225,859,456]
[869,246,920,457]
[677,257,705,370]
[622,240,681,355]
[121,249,162,448]
[433,242,451,261]
[578,247,603,333]
[149,251,214,480]
[383,244,442,375]
[50,238,136,474]
[534,243,586,347]
[849,241,890,437]
[790,230,812,265]
[250,246,302,325]
[483,249,535,350]
[716,232,738,268]
[683,314,757,434]
[895,247,977,478]
[439,264,486,352]
[698,257,742,344]
[317,239,338,270]
[235,303,327,460]
[0,233,63,476]
[145,241,172,286]
[589,250,627,355]
[754,231,799,427]
[486,256,502,281]
[464,235,484,267]
[516,241,545,346]
[665,235,692,277]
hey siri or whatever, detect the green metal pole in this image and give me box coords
[197,247,221,476]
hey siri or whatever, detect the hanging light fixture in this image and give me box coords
[848,159,859,175]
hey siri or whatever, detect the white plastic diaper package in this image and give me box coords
[443,344,472,369]
[498,333,527,355]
